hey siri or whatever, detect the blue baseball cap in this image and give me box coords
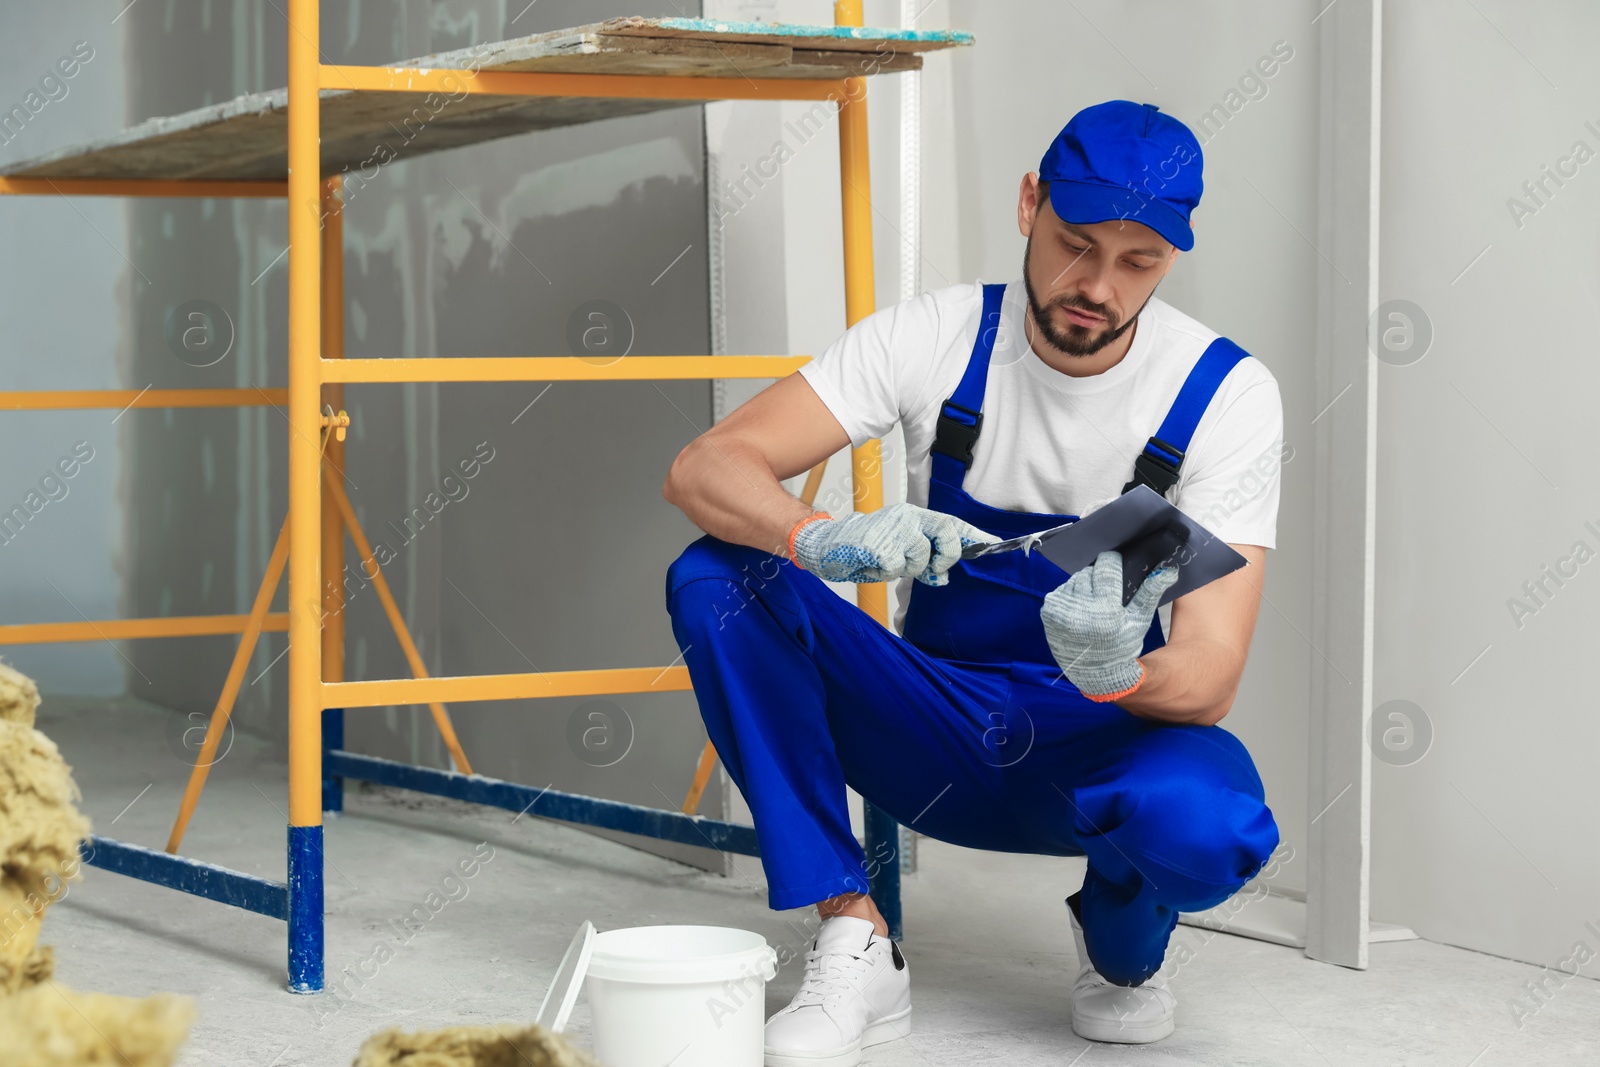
[1038,100,1203,251]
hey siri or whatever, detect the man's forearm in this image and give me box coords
[1114,638,1241,726]
[663,433,817,555]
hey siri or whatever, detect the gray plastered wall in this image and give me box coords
[53,0,724,870]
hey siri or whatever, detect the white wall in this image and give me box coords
[1374,0,1600,976]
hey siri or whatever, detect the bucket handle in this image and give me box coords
[758,945,778,982]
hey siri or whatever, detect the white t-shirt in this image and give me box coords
[799,279,1283,630]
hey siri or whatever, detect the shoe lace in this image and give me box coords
[791,944,875,1009]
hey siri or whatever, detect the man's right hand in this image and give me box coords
[792,503,999,586]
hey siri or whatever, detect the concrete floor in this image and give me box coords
[36,697,1600,1066]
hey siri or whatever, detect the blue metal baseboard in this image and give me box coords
[80,835,288,919]
[324,749,762,857]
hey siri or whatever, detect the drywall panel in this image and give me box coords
[0,6,129,696]
[112,0,725,871]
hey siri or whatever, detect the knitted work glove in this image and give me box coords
[1040,550,1180,701]
[791,503,999,586]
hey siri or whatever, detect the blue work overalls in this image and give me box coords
[666,283,1280,986]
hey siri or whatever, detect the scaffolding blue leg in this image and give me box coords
[864,801,903,941]
[287,824,324,993]
[321,708,344,814]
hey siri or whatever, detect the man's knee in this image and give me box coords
[1133,779,1280,894]
[667,535,762,597]
[665,535,791,625]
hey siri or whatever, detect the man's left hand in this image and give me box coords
[1041,550,1180,702]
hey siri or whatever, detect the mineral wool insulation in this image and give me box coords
[0,660,196,1066]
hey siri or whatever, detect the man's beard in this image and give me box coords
[1022,232,1154,357]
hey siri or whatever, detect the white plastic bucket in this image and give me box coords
[584,925,778,1067]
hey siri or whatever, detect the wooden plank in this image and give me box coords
[599,16,970,53]
[0,19,968,186]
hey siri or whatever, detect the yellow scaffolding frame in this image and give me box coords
[0,0,907,990]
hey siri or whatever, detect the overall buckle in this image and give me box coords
[1122,436,1184,495]
[933,401,984,468]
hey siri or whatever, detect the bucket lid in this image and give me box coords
[534,920,595,1034]
[585,925,779,985]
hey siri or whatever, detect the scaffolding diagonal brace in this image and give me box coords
[321,465,474,777]
[166,518,291,854]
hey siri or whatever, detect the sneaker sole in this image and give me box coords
[1071,1011,1175,1045]
[764,1008,912,1067]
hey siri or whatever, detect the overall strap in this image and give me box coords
[1123,335,1252,496]
[930,282,1008,489]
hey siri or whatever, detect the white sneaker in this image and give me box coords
[764,915,912,1067]
[1067,897,1176,1043]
